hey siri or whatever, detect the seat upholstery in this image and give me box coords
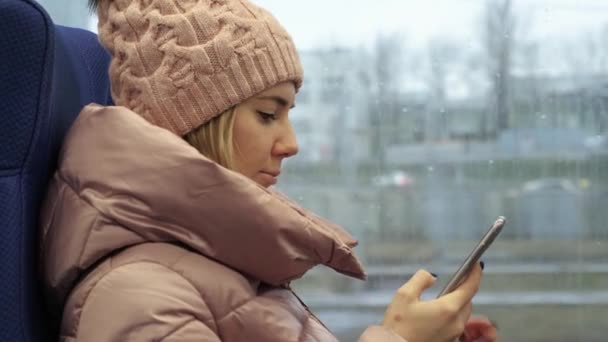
[0,1,111,340]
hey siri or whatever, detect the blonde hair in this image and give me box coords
[184,107,238,170]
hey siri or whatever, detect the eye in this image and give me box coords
[257,111,277,123]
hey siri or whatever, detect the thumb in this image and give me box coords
[400,269,437,299]
[443,263,482,306]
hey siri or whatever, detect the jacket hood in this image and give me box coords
[41,104,365,310]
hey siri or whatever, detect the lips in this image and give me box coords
[263,170,281,177]
[258,171,280,187]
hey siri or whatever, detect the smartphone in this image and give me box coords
[436,216,506,298]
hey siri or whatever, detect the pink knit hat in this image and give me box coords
[96,0,303,136]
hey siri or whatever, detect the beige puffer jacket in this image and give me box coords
[40,104,404,341]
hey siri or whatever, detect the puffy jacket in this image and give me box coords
[40,104,404,341]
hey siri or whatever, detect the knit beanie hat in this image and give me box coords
[96,0,303,136]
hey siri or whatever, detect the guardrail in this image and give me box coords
[364,262,608,276]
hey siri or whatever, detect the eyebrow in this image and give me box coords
[256,95,296,109]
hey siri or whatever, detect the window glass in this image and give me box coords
[36,0,96,31]
[38,1,608,340]
[269,1,608,340]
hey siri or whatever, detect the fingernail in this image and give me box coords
[431,272,438,278]
[490,319,499,330]
[480,261,485,270]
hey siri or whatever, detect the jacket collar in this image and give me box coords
[51,104,366,286]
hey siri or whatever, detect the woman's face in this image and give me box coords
[232,81,299,188]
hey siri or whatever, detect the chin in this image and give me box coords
[253,172,277,187]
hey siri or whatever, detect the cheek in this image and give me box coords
[232,143,269,181]
[236,139,271,164]
[232,116,269,173]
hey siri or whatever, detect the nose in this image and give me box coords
[274,121,299,158]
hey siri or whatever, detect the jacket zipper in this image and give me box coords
[282,283,333,333]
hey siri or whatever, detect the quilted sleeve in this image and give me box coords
[68,262,222,342]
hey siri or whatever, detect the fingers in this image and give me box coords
[440,263,482,307]
[464,316,493,330]
[456,302,473,337]
[462,316,499,342]
[398,269,437,301]
[463,302,473,320]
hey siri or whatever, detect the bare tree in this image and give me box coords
[601,24,608,73]
[564,25,608,76]
[560,24,608,131]
[426,39,459,141]
[482,0,516,137]
[366,34,409,240]
[515,41,542,125]
[368,33,406,170]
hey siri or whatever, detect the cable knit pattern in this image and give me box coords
[97,0,303,136]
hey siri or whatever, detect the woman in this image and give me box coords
[40,0,497,341]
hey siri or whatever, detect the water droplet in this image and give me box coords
[541,115,547,120]
[402,107,409,113]
[439,108,446,113]
[489,160,494,165]
[427,166,434,172]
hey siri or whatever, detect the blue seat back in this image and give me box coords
[0,1,111,340]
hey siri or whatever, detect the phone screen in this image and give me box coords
[436,216,506,298]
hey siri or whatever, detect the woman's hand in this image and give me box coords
[381,264,483,342]
[460,316,498,342]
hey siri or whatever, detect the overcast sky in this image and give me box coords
[77,0,608,53]
[254,0,608,50]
